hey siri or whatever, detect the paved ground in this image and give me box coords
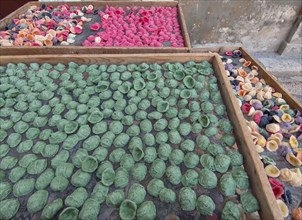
[251,52,302,104]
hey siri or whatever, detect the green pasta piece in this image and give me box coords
[154,119,168,132]
[199,115,210,128]
[180,139,195,152]
[138,99,151,110]
[112,111,124,121]
[0,199,20,220]
[39,129,52,141]
[136,201,156,220]
[109,121,123,134]
[149,159,166,178]
[71,170,91,187]
[198,168,217,189]
[114,167,129,189]
[13,120,29,134]
[72,148,88,168]
[106,190,125,207]
[32,141,46,154]
[9,166,26,183]
[169,149,184,165]
[38,105,51,116]
[240,192,259,213]
[100,131,115,148]
[158,143,172,160]
[50,175,69,192]
[83,135,100,151]
[184,152,199,169]
[131,163,147,182]
[207,143,224,156]
[27,190,48,214]
[219,173,236,196]
[200,154,216,171]
[109,148,126,163]
[49,131,67,144]
[79,198,101,220]
[148,111,162,120]
[13,178,35,197]
[181,169,199,187]
[165,165,182,185]
[168,130,182,144]
[196,195,215,216]
[27,159,47,175]
[92,147,108,162]
[159,188,176,204]
[41,198,63,220]
[59,207,79,220]
[56,162,74,178]
[165,107,178,119]
[221,201,240,220]
[128,183,146,205]
[92,122,108,134]
[7,133,21,148]
[144,147,157,163]
[232,167,250,190]
[77,125,91,140]
[113,133,130,148]
[140,119,153,133]
[178,187,196,211]
[135,110,147,120]
[62,134,80,150]
[219,119,233,134]
[91,182,109,204]
[0,155,17,170]
[183,75,196,88]
[0,144,9,157]
[214,154,231,173]
[36,168,55,190]
[121,115,134,126]
[0,182,12,200]
[221,134,236,147]
[65,187,88,208]
[119,199,137,220]
[88,111,103,124]
[51,150,69,168]
[126,124,140,137]
[18,154,37,168]
[180,89,191,99]
[1,121,13,131]
[227,149,243,166]
[64,121,79,134]
[178,109,191,120]
[168,117,180,130]
[42,144,59,158]
[178,122,192,136]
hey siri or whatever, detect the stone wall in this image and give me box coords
[179,0,302,52]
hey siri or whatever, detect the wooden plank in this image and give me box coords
[212,55,282,220]
[0,1,190,55]
[0,53,279,219]
[191,46,302,112]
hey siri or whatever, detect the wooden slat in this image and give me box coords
[0,1,190,55]
[0,53,279,219]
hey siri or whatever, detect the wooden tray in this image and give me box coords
[0,53,281,219]
[191,46,302,112]
[0,1,191,55]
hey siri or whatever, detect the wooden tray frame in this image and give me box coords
[191,46,302,112]
[0,53,281,219]
[0,1,191,55]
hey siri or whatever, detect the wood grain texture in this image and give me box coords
[0,53,279,219]
[0,1,191,55]
[191,46,302,111]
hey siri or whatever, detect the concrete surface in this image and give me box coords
[180,0,302,52]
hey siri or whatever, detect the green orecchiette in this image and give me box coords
[120,154,135,171]
[71,170,91,187]
[36,168,55,190]
[13,178,35,197]
[198,168,217,189]
[200,154,216,171]
[83,135,100,151]
[128,183,146,205]
[147,178,164,197]
[114,167,129,189]
[0,199,20,220]
[184,152,199,169]
[81,156,98,173]
[56,162,74,178]
[221,201,240,220]
[51,150,69,168]
[219,173,236,196]
[91,182,109,204]
[119,199,137,220]
[159,188,176,204]
[165,165,182,185]
[41,198,63,220]
[178,187,196,211]
[59,207,79,220]
[207,143,224,156]
[27,190,49,214]
[136,201,156,220]
[18,154,37,168]
[232,167,250,190]
[27,159,47,175]
[227,149,243,166]
[181,169,199,187]
[106,190,125,208]
[65,187,88,208]
[149,159,166,178]
[144,147,157,164]
[0,182,12,200]
[196,195,215,216]
[169,149,184,165]
[50,175,69,192]
[131,163,147,182]
[0,155,17,170]
[214,154,231,173]
[9,166,26,183]
[240,192,259,213]
[93,147,108,162]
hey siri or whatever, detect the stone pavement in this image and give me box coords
[251,52,302,104]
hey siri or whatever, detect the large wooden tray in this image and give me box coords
[0,53,281,219]
[191,46,302,112]
[0,1,191,55]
